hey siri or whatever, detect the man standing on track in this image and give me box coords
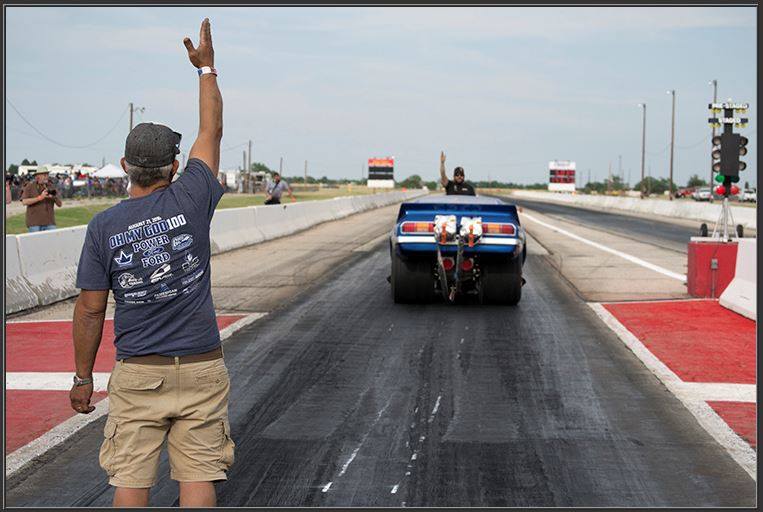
[264,171,295,205]
[439,151,476,196]
[69,19,234,507]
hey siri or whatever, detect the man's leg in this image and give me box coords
[179,482,216,507]
[27,225,41,233]
[113,487,150,507]
[42,224,57,231]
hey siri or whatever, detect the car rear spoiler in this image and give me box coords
[397,201,520,224]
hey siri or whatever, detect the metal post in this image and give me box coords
[129,102,133,132]
[279,157,283,174]
[667,89,676,200]
[709,80,718,202]
[639,103,646,198]
[248,140,252,172]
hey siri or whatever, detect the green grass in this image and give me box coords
[4,186,381,234]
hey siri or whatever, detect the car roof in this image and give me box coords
[406,194,508,206]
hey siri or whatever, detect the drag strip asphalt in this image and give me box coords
[504,196,702,253]
[5,244,755,507]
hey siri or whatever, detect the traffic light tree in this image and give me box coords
[707,100,750,239]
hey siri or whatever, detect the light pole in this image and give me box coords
[638,103,646,198]
[709,80,718,202]
[667,90,676,201]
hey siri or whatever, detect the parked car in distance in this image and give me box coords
[692,187,712,201]
[675,187,696,198]
[741,188,757,203]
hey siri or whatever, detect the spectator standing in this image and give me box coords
[69,18,231,508]
[63,175,74,198]
[264,171,295,205]
[20,167,62,232]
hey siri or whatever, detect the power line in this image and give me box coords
[6,98,129,149]
[221,142,249,153]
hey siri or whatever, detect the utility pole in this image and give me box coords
[709,80,718,202]
[667,89,676,200]
[639,103,646,198]
[279,157,283,174]
[618,154,622,189]
[304,160,308,184]
[607,161,612,194]
[248,140,252,173]
[128,102,145,132]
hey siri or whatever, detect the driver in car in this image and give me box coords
[439,151,475,196]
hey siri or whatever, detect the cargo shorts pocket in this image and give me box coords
[195,366,229,391]
[218,419,235,470]
[117,374,165,392]
[99,418,119,476]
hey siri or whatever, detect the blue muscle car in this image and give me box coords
[389,195,526,304]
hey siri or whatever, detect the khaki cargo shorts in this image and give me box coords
[99,356,235,488]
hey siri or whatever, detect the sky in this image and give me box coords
[4,6,757,187]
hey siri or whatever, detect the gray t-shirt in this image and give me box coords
[266,179,289,199]
[76,158,225,359]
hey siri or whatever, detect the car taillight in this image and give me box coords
[401,221,435,233]
[483,223,515,235]
[442,257,455,271]
[460,258,474,271]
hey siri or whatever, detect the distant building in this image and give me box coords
[17,165,38,176]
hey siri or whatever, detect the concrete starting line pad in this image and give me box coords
[5,315,245,459]
[591,298,756,479]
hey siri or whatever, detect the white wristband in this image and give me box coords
[197,66,218,77]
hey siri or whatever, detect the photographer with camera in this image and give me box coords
[20,166,62,232]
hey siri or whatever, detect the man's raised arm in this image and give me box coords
[184,18,222,177]
[439,151,449,188]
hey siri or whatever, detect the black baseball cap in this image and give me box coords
[454,166,465,176]
[124,123,182,167]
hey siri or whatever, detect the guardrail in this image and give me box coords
[5,190,426,314]
[508,190,756,230]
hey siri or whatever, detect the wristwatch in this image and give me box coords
[73,375,93,386]
[197,66,218,77]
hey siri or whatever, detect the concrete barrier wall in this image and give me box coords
[5,235,38,313]
[5,190,426,313]
[15,226,87,308]
[719,238,756,320]
[510,190,757,230]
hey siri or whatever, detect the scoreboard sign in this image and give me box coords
[548,160,576,192]
[367,156,395,188]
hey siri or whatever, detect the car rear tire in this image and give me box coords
[391,247,433,304]
[479,255,522,305]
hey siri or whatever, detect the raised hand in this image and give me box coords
[440,151,446,164]
[183,18,215,68]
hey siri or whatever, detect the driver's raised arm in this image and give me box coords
[439,151,449,188]
[184,18,222,177]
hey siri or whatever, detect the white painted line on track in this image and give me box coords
[674,383,756,403]
[589,302,756,480]
[522,212,686,282]
[321,482,333,493]
[5,312,267,478]
[391,484,400,494]
[6,372,111,392]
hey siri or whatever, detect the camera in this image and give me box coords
[47,188,57,196]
